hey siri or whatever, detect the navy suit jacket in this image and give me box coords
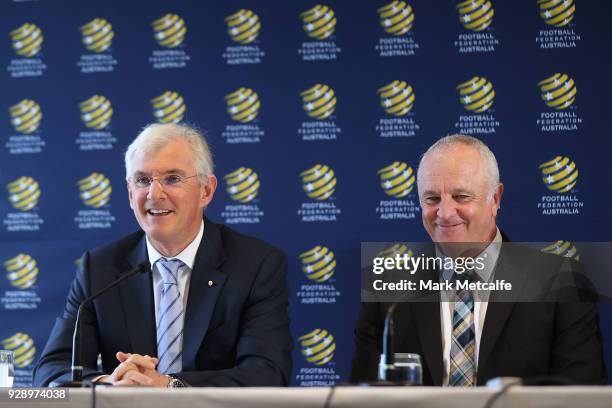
[350,241,607,385]
[33,218,293,386]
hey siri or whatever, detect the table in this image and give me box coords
[2,386,611,408]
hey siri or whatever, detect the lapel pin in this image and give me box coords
[208,280,214,287]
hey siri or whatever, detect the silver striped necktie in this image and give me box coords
[156,258,185,374]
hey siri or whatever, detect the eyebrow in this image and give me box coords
[420,188,474,196]
[132,169,189,176]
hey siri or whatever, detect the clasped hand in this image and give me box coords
[98,352,170,387]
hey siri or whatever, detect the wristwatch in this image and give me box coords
[167,375,186,388]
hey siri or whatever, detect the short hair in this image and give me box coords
[417,134,500,199]
[125,123,214,184]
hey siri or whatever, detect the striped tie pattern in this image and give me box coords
[156,258,185,374]
[449,273,475,387]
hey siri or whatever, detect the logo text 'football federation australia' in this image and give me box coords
[2,333,36,368]
[78,173,112,208]
[378,80,415,116]
[80,18,114,53]
[9,99,42,134]
[300,164,337,201]
[457,77,495,113]
[225,88,260,123]
[7,177,40,211]
[299,329,335,365]
[541,240,579,261]
[4,254,39,289]
[152,14,187,48]
[378,162,415,198]
[456,0,494,31]
[538,73,576,110]
[79,95,113,129]
[301,5,337,40]
[299,246,336,282]
[10,23,43,57]
[225,9,261,44]
[224,167,260,203]
[301,84,337,120]
[151,91,185,123]
[538,0,575,27]
[378,1,415,36]
[539,156,578,193]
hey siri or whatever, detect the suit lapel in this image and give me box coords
[182,218,227,370]
[410,299,443,385]
[119,235,157,357]
[478,244,528,381]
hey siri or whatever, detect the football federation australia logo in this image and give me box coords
[2,333,36,368]
[538,73,576,110]
[377,1,415,36]
[301,5,337,40]
[378,243,414,260]
[378,162,415,198]
[7,177,40,211]
[9,99,42,134]
[537,0,575,27]
[79,95,113,129]
[457,77,495,112]
[4,254,39,289]
[378,80,415,116]
[80,18,114,52]
[225,88,260,123]
[299,329,335,365]
[541,240,579,260]
[225,9,261,44]
[152,14,187,48]
[300,164,337,201]
[224,167,260,203]
[77,173,112,208]
[151,91,186,123]
[456,0,494,31]
[299,246,336,282]
[301,84,337,120]
[539,156,578,193]
[10,23,43,57]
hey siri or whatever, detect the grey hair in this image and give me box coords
[417,134,500,200]
[125,123,214,183]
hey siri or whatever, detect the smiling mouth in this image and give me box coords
[147,209,174,216]
[437,223,463,228]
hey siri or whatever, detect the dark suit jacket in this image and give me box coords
[350,242,607,385]
[33,218,293,386]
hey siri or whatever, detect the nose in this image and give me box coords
[436,196,457,220]
[146,178,166,200]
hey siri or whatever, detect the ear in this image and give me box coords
[127,181,135,210]
[200,175,217,209]
[491,183,504,216]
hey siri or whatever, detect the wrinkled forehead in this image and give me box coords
[418,146,488,191]
[130,140,195,174]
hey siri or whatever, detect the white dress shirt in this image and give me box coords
[147,221,204,324]
[439,228,502,385]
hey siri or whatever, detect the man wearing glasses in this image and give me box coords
[34,123,292,387]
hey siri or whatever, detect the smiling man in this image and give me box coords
[34,123,292,387]
[350,134,606,386]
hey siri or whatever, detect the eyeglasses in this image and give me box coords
[130,174,199,188]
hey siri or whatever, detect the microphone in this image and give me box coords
[379,303,398,382]
[50,261,150,388]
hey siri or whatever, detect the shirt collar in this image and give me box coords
[439,227,502,282]
[146,220,204,270]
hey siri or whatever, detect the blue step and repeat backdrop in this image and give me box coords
[1,0,612,386]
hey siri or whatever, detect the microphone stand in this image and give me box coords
[50,261,150,387]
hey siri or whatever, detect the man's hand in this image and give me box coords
[115,352,171,387]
